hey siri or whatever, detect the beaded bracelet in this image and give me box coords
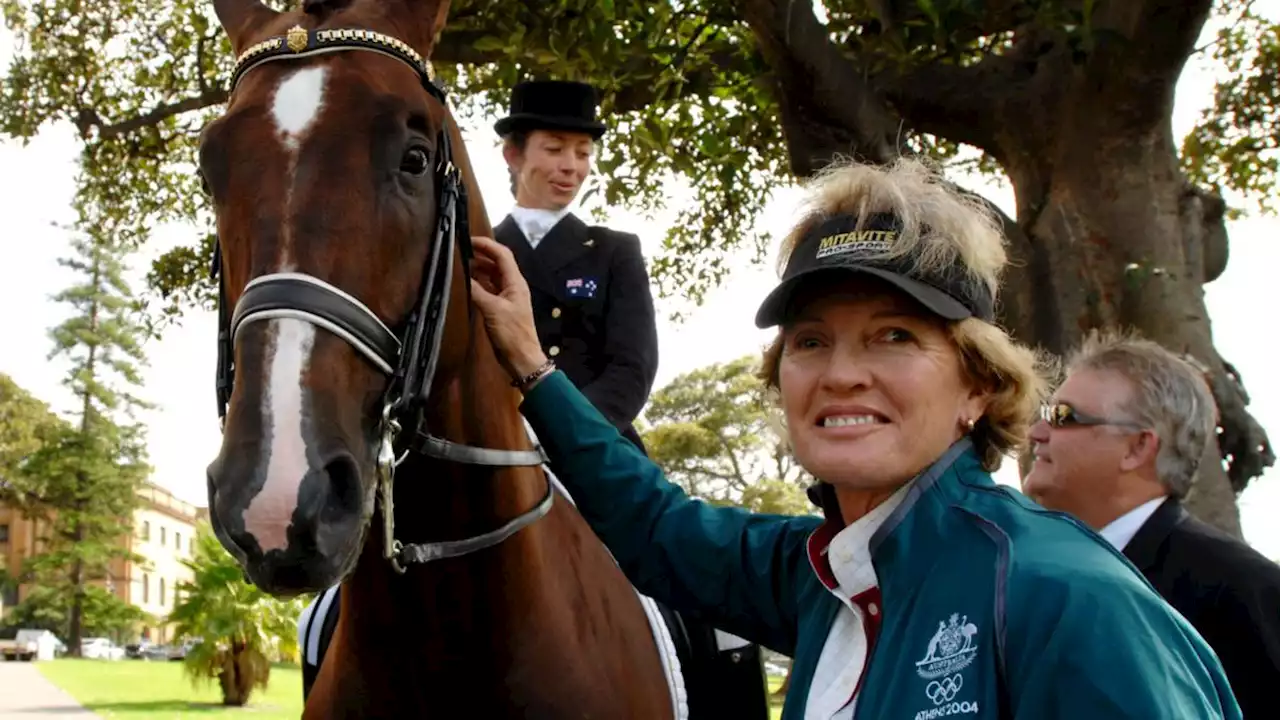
[511,359,556,392]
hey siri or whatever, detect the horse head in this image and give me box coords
[201,0,488,595]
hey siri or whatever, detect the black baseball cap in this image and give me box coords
[753,212,995,328]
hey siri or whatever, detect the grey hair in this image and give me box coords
[1066,329,1218,498]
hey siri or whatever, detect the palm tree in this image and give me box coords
[167,523,305,706]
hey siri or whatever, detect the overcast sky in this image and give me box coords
[1,13,1277,559]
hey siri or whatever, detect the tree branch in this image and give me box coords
[712,430,749,489]
[743,0,903,167]
[879,53,1019,155]
[71,23,748,143]
[76,90,230,141]
[611,46,747,115]
[863,0,1037,38]
[1089,0,1215,130]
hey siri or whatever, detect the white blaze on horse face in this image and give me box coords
[242,318,317,553]
[270,66,328,152]
[270,65,328,270]
[241,67,329,552]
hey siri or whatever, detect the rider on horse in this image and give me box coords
[491,78,770,720]
[492,79,656,454]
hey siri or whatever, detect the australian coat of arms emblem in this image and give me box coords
[915,613,979,679]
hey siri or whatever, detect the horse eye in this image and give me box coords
[400,147,430,176]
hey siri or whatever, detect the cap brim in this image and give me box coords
[494,114,606,139]
[753,266,973,329]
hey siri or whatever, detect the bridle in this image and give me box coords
[211,24,553,573]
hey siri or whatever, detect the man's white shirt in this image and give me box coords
[1098,495,1167,551]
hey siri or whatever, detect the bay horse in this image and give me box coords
[198,0,679,716]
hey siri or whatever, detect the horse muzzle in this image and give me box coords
[206,445,375,596]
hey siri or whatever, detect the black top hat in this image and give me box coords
[753,212,995,328]
[493,80,606,140]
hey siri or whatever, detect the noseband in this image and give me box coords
[212,25,552,573]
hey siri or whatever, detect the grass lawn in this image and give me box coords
[40,657,785,719]
[37,658,303,719]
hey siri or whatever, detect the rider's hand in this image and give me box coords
[469,236,549,383]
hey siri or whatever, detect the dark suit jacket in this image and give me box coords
[495,214,658,451]
[1123,497,1280,718]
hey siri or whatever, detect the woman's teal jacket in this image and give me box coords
[522,371,1241,719]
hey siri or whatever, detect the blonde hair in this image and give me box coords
[776,157,1007,311]
[760,157,1051,471]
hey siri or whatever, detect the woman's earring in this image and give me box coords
[964,417,976,432]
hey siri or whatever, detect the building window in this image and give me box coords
[160,578,166,606]
[0,523,9,543]
[141,521,150,541]
[175,532,182,551]
[160,526,166,545]
[142,574,149,603]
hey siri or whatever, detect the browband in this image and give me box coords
[231,25,435,93]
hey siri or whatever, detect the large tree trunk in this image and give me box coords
[739,0,1272,537]
[989,10,1264,536]
[1001,118,1241,534]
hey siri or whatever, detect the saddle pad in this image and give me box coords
[530,425,688,720]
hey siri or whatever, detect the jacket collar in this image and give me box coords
[868,438,991,601]
[805,438,980,589]
[1120,496,1186,572]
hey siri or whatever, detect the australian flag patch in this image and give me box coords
[566,277,599,298]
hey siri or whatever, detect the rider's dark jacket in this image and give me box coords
[520,370,1243,720]
[495,214,657,452]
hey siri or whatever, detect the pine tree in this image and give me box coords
[20,207,153,655]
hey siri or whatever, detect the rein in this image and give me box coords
[211,24,553,573]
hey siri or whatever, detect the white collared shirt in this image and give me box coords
[805,483,912,720]
[509,205,572,248]
[1098,495,1167,551]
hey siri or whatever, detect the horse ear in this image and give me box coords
[213,0,282,55]
[384,0,451,55]
[427,0,452,42]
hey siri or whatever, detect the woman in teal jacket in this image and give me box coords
[471,157,1241,719]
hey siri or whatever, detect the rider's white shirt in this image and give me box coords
[1097,495,1166,551]
[509,205,572,248]
[806,483,910,720]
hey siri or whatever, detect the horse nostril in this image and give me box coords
[320,452,362,523]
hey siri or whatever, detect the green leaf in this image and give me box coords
[472,35,507,52]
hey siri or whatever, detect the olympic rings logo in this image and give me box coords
[925,674,963,705]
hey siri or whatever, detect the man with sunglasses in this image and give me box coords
[1023,330,1280,719]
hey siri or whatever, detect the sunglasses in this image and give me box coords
[1039,402,1144,430]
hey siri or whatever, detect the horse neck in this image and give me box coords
[340,121,563,642]
[343,270,556,619]
[399,308,546,538]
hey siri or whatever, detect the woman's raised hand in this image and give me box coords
[469,236,550,383]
